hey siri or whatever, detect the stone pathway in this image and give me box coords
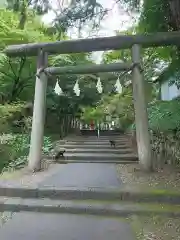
[0,135,135,239]
[40,163,121,188]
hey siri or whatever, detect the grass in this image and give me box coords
[147,188,180,196]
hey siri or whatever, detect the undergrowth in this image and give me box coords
[0,134,53,172]
[148,99,180,132]
[131,99,180,133]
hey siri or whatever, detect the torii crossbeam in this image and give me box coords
[4,31,180,57]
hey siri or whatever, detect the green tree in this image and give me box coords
[81,89,135,130]
[0,8,57,103]
[6,0,50,29]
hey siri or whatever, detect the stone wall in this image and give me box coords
[150,130,180,167]
[129,129,180,168]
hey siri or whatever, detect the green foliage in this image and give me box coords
[119,0,179,32]
[0,8,58,103]
[138,0,169,33]
[119,0,180,86]
[0,8,105,143]
[131,99,180,133]
[101,90,134,130]
[7,0,50,29]
[0,103,25,132]
[148,99,180,132]
[81,89,135,130]
[0,134,53,172]
[47,52,104,128]
[81,105,104,123]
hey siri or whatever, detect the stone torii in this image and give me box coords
[4,31,180,172]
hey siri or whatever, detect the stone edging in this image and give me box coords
[0,186,180,204]
[0,198,180,218]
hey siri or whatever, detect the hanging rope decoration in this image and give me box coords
[132,62,144,73]
[114,77,122,94]
[54,79,63,96]
[73,79,80,96]
[96,77,103,94]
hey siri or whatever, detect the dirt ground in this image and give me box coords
[117,163,180,240]
[117,163,180,190]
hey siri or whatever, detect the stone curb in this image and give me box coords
[0,199,180,217]
[0,187,180,204]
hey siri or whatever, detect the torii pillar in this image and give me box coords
[131,44,152,171]
[28,50,48,171]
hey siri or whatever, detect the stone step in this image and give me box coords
[1,197,180,217]
[64,144,131,149]
[66,136,129,139]
[66,149,133,154]
[80,130,123,136]
[56,160,137,164]
[66,141,130,145]
[63,153,138,161]
[0,187,179,204]
[64,141,130,145]
[65,137,129,141]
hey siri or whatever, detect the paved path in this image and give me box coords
[40,163,121,188]
[0,212,134,240]
[0,138,135,239]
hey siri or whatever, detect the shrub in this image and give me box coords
[0,103,25,133]
[148,99,180,132]
[130,99,180,133]
[0,134,53,172]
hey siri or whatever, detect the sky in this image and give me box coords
[43,0,133,35]
[43,0,134,63]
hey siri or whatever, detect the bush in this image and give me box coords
[0,134,53,172]
[130,99,180,133]
[128,99,180,166]
[0,103,24,133]
[148,99,180,132]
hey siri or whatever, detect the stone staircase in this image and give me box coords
[0,186,180,218]
[59,135,138,163]
[0,134,179,220]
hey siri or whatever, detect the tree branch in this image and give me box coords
[8,58,17,78]
[17,57,27,80]
[0,70,15,80]
[10,57,27,101]
[15,81,33,99]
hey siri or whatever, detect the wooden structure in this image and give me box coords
[4,31,180,171]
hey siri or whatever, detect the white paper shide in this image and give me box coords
[73,80,80,96]
[96,77,103,94]
[54,80,63,95]
[115,77,122,93]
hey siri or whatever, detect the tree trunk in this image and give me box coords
[169,0,180,30]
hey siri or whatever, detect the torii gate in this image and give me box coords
[4,31,180,172]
